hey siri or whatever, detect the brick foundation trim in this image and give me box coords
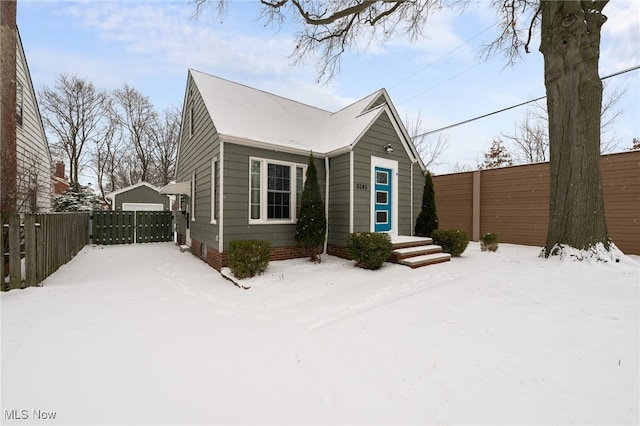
[327,244,352,260]
[184,240,319,272]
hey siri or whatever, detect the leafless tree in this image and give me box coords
[91,98,126,206]
[39,74,108,184]
[503,84,626,164]
[448,162,473,173]
[631,138,640,151]
[501,111,549,164]
[406,113,448,170]
[112,84,158,184]
[151,107,181,186]
[14,152,49,213]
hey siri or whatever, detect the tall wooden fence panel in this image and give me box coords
[433,151,640,255]
[432,172,474,234]
[92,211,172,245]
[2,212,89,291]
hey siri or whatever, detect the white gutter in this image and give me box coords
[410,161,414,236]
[218,140,225,253]
[349,150,354,234]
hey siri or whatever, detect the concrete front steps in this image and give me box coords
[389,236,451,269]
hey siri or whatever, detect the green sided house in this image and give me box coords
[162,69,448,270]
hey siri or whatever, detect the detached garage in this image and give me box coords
[107,182,170,211]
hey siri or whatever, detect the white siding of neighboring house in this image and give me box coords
[15,29,52,212]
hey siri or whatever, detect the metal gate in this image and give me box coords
[92,211,173,245]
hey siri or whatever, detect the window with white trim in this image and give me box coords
[189,103,194,137]
[249,158,306,224]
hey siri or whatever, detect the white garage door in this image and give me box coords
[122,203,164,211]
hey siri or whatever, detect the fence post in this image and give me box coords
[472,171,481,242]
[24,214,36,287]
[1,214,4,290]
[8,214,21,289]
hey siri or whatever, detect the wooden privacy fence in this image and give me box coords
[2,212,89,291]
[432,151,640,255]
[92,210,173,245]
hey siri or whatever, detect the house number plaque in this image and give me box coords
[355,183,369,190]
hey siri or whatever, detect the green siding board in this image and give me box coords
[351,112,419,236]
[221,143,326,251]
[328,153,350,246]
[174,75,220,246]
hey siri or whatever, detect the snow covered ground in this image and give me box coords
[1,242,638,425]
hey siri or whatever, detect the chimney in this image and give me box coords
[55,162,65,179]
[0,0,18,215]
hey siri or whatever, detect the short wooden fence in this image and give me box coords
[91,211,173,245]
[2,212,90,291]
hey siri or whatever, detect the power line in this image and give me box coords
[390,23,496,91]
[411,65,640,139]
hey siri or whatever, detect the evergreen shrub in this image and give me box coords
[414,171,438,237]
[480,233,499,252]
[431,229,469,257]
[227,239,271,279]
[346,232,392,270]
[295,153,326,262]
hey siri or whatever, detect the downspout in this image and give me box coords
[349,149,354,234]
[218,140,224,253]
[410,161,414,236]
[324,156,329,254]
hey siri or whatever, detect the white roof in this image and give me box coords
[190,69,390,155]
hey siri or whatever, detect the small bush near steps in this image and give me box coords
[431,229,469,257]
[346,232,392,270]
[227,239,271,279]
[480,233,499,252]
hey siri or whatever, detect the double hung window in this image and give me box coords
[249,158,306,224]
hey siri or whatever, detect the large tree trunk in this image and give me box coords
[539,0,611,257]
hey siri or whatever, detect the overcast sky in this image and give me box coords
[17,0,640,181]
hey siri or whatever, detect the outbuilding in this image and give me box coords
[107,182,170,211]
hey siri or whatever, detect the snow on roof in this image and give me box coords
[190,69,389,154]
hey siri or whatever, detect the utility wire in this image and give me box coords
[411,65,640,139]
[390,23,496,91]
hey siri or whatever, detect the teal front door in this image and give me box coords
[374,167,392,232]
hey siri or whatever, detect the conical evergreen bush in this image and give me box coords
[295,153,327,262]
[414,171,438,237]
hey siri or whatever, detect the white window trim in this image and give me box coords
[248,156,306,225]
[210,156,219,224]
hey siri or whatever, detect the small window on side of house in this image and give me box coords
[189,103,194,137]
